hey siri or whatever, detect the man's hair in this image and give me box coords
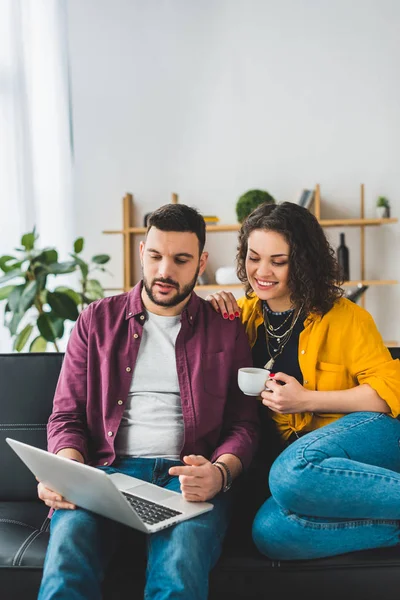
[236,201,343,316]
[147,203,206,254]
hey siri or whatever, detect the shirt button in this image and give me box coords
[140,315,145,320]
[117,400,123,405]
[128,312,132,316]
[304,380,308,384]
[301,350,306,355]
[133,333,139,339]
[103,461,108,466]
[107,431,113,437]
[126,366,131,372]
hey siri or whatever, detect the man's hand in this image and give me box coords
[37,448,83,510]
[37,481,76,510]
[168,455,223,502]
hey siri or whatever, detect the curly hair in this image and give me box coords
[236,201,344,316]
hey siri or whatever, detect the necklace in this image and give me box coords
[263,304,294,339]
[263,305,303,371]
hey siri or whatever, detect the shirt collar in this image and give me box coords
[125,280,200,326]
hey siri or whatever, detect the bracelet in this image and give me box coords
[213,460,232,493]
[213,463,225,492]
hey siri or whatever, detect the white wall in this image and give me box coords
[63,0,399,343]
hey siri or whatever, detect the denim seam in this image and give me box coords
[285,511,400,530]
[296,413,394,475]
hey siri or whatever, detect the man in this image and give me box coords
[37,203,259,600]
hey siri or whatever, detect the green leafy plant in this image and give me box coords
[376,196,389,208]
[236,189,276,223]
[0,229,111,352]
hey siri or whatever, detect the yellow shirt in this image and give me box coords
[237,294,400,441]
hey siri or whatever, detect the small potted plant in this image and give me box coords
[236,189,276,223]
[376,196,389,219]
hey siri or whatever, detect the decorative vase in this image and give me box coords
[376,206,387,219]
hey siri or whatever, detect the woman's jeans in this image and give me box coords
[38,457,232,600]
[252,412,400,560]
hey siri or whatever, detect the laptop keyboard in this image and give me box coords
[121,492,182,525]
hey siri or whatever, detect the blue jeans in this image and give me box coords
[38,457,232,600]
[252,412,400,560]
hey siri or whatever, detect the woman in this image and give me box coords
[206,201,400,560]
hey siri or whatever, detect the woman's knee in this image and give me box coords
[251,498,289,559]
[268,447,304,507]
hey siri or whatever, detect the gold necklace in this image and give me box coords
[263,304,294,336]
[263,306,303,371]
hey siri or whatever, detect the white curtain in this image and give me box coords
[0,0,74,351]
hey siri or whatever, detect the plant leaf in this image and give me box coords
[47,291,80,321]
[8,285,24,312]
[8,310,24,336]
[74,238,84,254]
[13,323,34,352]
[0,255,24,273]
[41,249,58,264]
[19,280,38,312]
[46,261,77,275]
[29,335,48,352]
[0,285,15,301]
[21,231,36,251]
[0,268,24,284]
[48,313,65,339]
[85,279,104,301]
[54,286,82,306]
[70,253,89,279]
[37,313,56,342]
[37,312,64,342]
[92,254,110,265]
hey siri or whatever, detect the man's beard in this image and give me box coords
[143,267,200,308]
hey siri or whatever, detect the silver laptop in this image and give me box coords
[6,438,213,534]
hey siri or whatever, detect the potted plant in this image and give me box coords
[236,189,276,223]
[0,229,111,352]
[376,196,389,219]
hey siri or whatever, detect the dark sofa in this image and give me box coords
[2,350,400,600]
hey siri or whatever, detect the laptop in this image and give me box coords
[6,438,213,534]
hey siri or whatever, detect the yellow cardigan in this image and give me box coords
[237,295,400,441]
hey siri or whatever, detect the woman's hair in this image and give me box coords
[236,201,344,315]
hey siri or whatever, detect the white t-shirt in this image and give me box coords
[114,311,184,459]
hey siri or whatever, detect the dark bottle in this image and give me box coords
[337,232,350,281]
[346,284,368,304]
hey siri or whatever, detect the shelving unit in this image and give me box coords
[313,183,398,307]
[103,186,398,308]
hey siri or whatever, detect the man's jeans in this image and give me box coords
[252,412,400,560]
[38,457,232,600]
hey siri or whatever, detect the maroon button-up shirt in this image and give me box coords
[47,282,259,470]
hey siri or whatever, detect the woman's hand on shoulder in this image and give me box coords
[205,290,240,320]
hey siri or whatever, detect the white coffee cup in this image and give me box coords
[238,367,270,396]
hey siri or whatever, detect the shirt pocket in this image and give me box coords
[315,361,347,392]
[202,351,228,398]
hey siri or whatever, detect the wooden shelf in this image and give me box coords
[103,219,398,236]
[342,280,398,286]
[103,223,241,235]
[102,187,398,304]
[319,218,398,227]
[196,283,242,290]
